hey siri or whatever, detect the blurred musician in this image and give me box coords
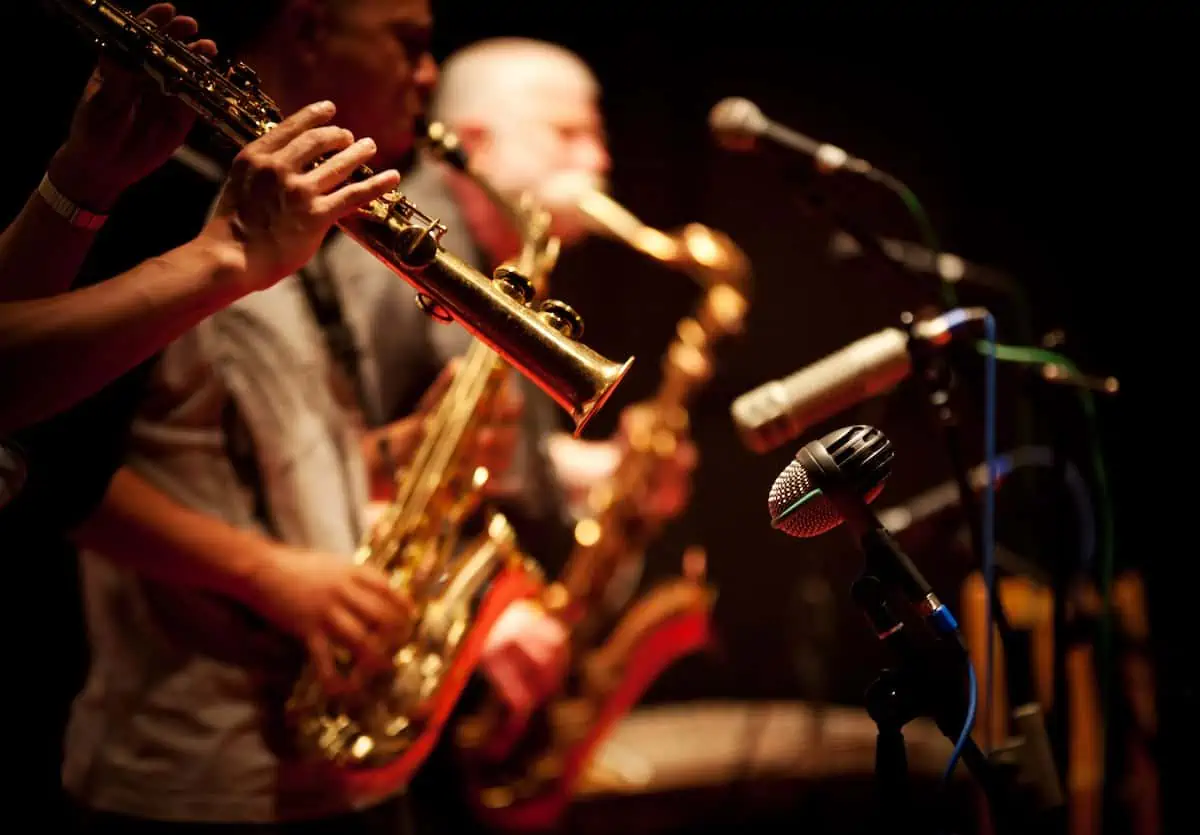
[346,37,698,833]
[37,2,566,834]
[358,35,697,612]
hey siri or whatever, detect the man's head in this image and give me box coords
[178,0,436,167]
[428,38,610,243]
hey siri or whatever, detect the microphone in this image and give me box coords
[709,96,874,177]
[768,425,961,642]
[730,306,989,454]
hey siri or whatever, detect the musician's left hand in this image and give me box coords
[479,600,568,718]
[614,402,698,522]
[49,3,218,212]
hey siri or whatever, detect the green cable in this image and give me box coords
[976,341,1117,761]
[887,178,1116,784]
[874,173,960,311]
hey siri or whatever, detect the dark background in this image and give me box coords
[1,0,1184,829]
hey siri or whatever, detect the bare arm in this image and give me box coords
[0,5,216,301]
[0,236,244,434]
[75,466,410,692]
[0,163,113,302]
[73,467,281,608]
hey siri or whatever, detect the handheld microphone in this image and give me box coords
[731,307,989,454]
[708,96,874,177]
[768,425,961,643]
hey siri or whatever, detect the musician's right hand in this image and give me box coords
[199,100,402,293]
[247,546,412,694]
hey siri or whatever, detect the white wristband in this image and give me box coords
[37,174,109,231]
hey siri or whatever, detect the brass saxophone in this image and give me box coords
[46,0,631,434]
[283,124,567,783]
[457,185,751,829]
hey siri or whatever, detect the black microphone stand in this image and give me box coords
[849,526,1022,835]
[781,169,1064,830]
[902,317,1066,833]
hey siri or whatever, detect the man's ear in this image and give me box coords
[453,124,493,159]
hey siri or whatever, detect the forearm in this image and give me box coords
[0,189,106,302]
[0,236,245,434]
[0,148,124,302]
[73,467,282,609]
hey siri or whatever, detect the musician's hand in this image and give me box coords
[48,3,219,212]
[248,546,412,694]
[480,600,569,719]
[200,100,401,292]
[615,402,698,521]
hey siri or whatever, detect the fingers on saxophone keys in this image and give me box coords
[139,3,179,28]
[312,167,402,221]
[159,12,200,43]
[188,39,219,60]
[253,101,339,153]
[305,137,378,192]
[321,608,388,694]
[277,126,357,172]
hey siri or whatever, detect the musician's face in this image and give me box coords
[476,73,611,243]
[307,0,436,167]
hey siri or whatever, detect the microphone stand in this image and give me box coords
[783,170,1065,829]
[902,318,1066,832]
[850,527,1024,835]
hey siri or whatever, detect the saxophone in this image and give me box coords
[457,183,751,830]
[283,124,567,790]
[46,0,631,434]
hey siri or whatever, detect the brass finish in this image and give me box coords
[549,187,751,640]
[48,0,632,435]
[457,188,750,813]
[547,174,752,290]
[284,126,568,770]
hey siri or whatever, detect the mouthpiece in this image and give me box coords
[709,97,769,151]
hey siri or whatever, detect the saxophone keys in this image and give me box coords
[537,299,585,340]
[491,265,536,304]
[414,293,452,323]
[349,734,376,763]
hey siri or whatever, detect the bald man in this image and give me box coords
[354,37,695,582]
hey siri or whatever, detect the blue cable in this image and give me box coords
[982,312,998,736]
[944,664,978,782]
[943,311,997,783]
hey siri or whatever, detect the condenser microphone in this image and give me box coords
[731,307,989,454]
[708,97,874,177]
[769,425,961,642]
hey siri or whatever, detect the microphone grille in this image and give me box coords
[708,97,768,151]
[768,459,843,538]
[768,425,893,540]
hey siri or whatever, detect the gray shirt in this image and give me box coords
[62,158,572,823]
